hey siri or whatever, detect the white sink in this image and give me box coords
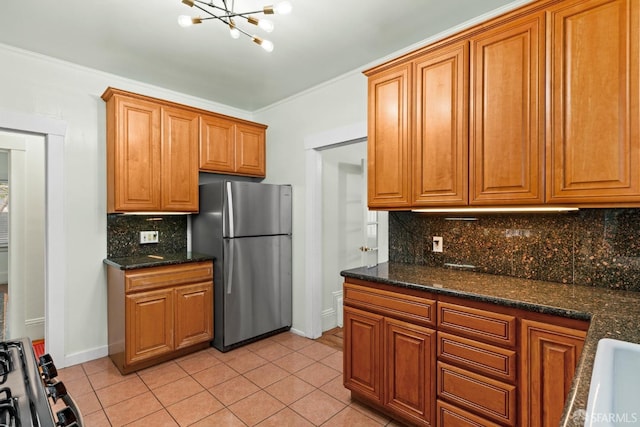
[586,338,640,426]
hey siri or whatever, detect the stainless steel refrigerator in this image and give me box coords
[191,181,292,352]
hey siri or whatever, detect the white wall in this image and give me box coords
[254,73,368,335]
[0,43,253,360]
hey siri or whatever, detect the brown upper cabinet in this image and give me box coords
[546,0,640,204]
[199,114,267,177]
[367,63,412,208]
[103,87,267,213]
[365,0,640,209]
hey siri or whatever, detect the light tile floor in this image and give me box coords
[54,332,404,426]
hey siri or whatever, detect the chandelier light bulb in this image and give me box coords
[274,1,292,15]
[253,36,274,52]
[258,19,274,33]
[261,39,274,52]
[178,15,193,27]
[229,19,240,39]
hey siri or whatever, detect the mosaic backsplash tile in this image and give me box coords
[107,214,188,258]
[389,209,640,291]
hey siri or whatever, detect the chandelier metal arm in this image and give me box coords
[179,0,291,51]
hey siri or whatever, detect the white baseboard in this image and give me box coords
[63,345,109,368]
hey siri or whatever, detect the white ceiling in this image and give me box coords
[0,0,524,111]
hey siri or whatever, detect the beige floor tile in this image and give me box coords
[256,407,314,426]
[272,332,315,351]
[294,361,341,388]
[224,351,268,374]
[297,341,338,361]
[272,351,315,374]
[152,375,205,406]
[82,356,116,375]
[104,391,163,426]
[87,365,128,391]
[319,351,343,373]
[138,362,188,389]
[72,390,102,415]
[250,341,293,361]
[228,390,286,426]
[192,363,239,388]
[81,409,111,427]
[289,389,346,425]
[166,390,225,426]
[209,375,260,406]
[56,364,86,382]
[61,375,94,397]
[320,376,353,404]
[244,362,289,388]
[264,375,316,406]
[175,350,221,375]
[190,408,246,426]
[95,375,149,408]
[322,406,386,426]
[126,409,179,426]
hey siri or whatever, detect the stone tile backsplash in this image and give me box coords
[389,209,640,291]
[107,214,188,258]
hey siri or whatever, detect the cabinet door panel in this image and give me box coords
[162,107,199,211]
[112,97,161,211]
[547,0,640,203]
[344,306,383,403]
[199,114,236,173]
[126,288,173,364]
[367,64,412,208]
[175,282,213,349]
[235,123,266,177]
[520,319,586,427]
[470,13,544,204]
[414,42,469,206]
[385,317,436,425]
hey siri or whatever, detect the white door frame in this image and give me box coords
[304,121,366,339]
[0,110,66,366]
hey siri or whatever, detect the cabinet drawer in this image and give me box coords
[344,282,436,327]
[437,400,501,427]
[126,261,213,293]
[437,362,516,426]
[437,332,516,383]
[437,301,516,347]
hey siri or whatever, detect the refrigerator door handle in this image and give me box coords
[225,239,235,295]
[226,181,235,238]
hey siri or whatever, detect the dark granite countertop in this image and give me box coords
[104,251,214,270]
[340,262,640,427]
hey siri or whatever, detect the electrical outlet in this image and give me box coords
[140,231,159,244]
[433,236,443,253]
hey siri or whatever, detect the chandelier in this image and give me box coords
[178,0,292,52]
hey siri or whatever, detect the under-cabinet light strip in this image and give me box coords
[412,207,579,213]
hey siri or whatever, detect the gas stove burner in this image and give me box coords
[0,387,18,427]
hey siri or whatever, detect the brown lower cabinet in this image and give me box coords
[108,261,214,374]
[343,278,589,427]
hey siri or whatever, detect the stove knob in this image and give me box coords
[46,381,68,403]
[56,406,79,426]
[39,353,58,380]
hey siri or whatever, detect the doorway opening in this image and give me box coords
[304,122,388,341]
[0,132,46,343]
[0,111,66,366]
